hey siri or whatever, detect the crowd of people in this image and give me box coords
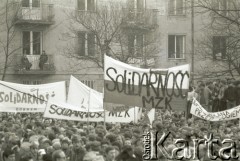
[187,79,240,119]
[0,79,239,161]
[0,108,239,161]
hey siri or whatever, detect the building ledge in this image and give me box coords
[14,69,56,75]
[14,20,55,26]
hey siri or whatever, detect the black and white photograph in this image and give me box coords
[0,0,239,161]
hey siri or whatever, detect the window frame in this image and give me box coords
[128,33,145,57]
[168,34,186,60]
[168,0,186,16]
[78,32,96,56]
[22,0,40,8]
[77,0,96,11]
[214,0,229,16]
[22,80,42,85]
[212,35,227,60]
[22,31,42,55]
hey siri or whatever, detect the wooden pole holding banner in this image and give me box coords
[87,89,91,131]
[134,107,136,124]
[104,107,106,127]
[103,88,106,128]
[239,119,240,128]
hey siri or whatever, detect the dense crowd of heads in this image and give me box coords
[0,78,239,161]
[0,109,239,161]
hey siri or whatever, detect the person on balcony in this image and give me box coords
[39,51,48,70]
[21,53,32,71]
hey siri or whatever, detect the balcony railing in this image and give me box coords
[14,54,55,74]
[122,8,158,31]
[14,3,54,25]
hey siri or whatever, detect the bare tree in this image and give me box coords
[62,1,159,70]
[193,0,240,79]
[0,0,21,80]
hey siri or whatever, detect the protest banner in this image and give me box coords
[190,98,240,121]
[104,55,190,111]
[44,100,139,123]
[0,81,66,112]
[67,76,103,112]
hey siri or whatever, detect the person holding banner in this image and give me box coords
[197,82,210,111]
[225,80,237,109]
[218,79,227,111]
[186,86,198,119]
[212,81,220,112]
[236,80,240,106]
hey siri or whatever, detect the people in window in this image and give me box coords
[21,52,32,70]
[39,51,48,70]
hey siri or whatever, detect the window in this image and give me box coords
[78,32,96,56]
[213,36,226,60]
[77,0,96,11]
[23,80,41,85]
[128,34,144,57]
[23,31,42,55]
[168,35,185,59]
[22,0,40,8]
[168,0,186,15]
[213,0,228,16]
[81,80,94,88]
[128,0,145,9]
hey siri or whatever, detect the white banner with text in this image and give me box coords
[44,100,140,123]
[0,81,66,112]
[104,55,190,111]
[190,98,240,121]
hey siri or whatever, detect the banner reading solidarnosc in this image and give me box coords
[44,100,139,123]
[104,55,190,111]
[190,98,240,121]
[0,81,66,112]
[67,76,103,112]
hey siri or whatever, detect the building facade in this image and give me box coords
[0,0,236,91]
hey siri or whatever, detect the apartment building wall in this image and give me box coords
[0,0,104,91]
[0,0,226,91]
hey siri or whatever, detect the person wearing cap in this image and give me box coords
[61,138,70,160]
[27,141,39,161]
[69,135,86,161]
[41,139,52,152]
[53,142,61,151]
[52,150,66,161]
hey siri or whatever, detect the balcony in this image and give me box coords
[14,54,56,74]
[122,8,158,32]
[14,3,54,26]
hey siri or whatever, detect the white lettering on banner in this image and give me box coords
[0,81,66,113]
[191,98,240,121]
[44,101,139,123]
